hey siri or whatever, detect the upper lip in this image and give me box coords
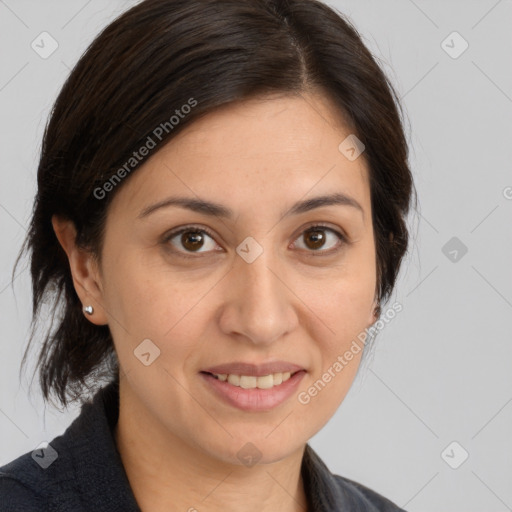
[202,361,305,377]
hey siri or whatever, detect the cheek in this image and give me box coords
[102,250,215,363]
[299,266,374,409]
[298,252,376,404]
[304,245,376,337]
[103,246,168,319]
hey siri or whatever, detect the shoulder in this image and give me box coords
[333,474,406,511]
[0,441,64,511]
[0,382,139,512]
[0,437,78,511]
[0,456,43,511]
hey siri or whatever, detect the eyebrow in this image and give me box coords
[137,192,364,220]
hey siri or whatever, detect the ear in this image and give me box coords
[52,215,109,326]
[367,297,380,326]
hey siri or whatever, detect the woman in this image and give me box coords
[0,0,414,510]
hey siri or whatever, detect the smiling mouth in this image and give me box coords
[200,370,303,390]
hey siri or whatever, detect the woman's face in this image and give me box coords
[92,92,378,465]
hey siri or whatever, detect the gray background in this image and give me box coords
[1,1,511,510]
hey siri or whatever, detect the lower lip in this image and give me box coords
[199,371,306,412]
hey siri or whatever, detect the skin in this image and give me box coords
[53,91,378,512]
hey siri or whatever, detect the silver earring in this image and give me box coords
[83,305,94,315]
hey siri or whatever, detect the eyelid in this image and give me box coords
[292,221,347,242]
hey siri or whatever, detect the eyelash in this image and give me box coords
[162,223,348,260]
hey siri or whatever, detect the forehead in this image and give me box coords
[112,92,370,217]
[166,92,362,166]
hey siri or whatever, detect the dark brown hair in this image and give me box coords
[14,0,416,408]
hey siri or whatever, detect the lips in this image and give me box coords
[200,368,306,411]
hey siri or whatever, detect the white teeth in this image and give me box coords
[213,371,294,389]
[239,375,257,389]
[227,374,240,386]
[252,375,272,389]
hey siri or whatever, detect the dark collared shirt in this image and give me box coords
[0,380,406,511]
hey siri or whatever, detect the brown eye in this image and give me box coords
[164,227,219,255]
[304,228,326,250]
[293,225,345,253]
[181,230,205,251]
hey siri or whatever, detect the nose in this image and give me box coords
[218,246,298,346]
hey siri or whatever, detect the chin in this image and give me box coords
[204,434,303,467]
